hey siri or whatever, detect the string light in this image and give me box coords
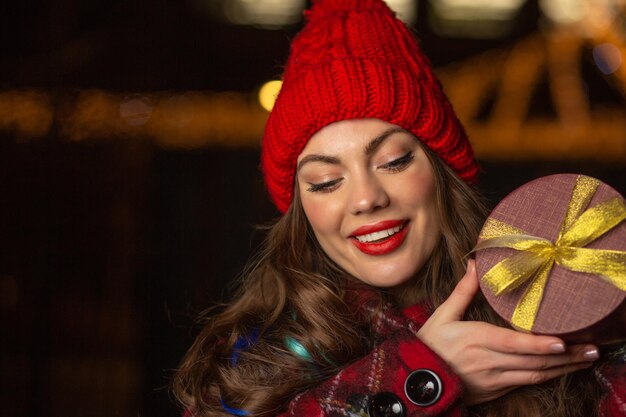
[0,91,53,139]
[119,95,153,126]
[2,2,625,160]
[53,89,268,147]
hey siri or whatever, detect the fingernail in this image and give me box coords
[583,349,599,360]
[550,343,565,353]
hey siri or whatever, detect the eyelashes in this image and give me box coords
[379,151,414,172]
[307,178,342,193]
[306,151,415,193]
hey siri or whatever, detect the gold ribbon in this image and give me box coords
[474,176,626,331]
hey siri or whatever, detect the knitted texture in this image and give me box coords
[261,0,478,213]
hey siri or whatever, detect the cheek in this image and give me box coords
[302,200,325,232]
[400,169,440,239]
[394,167,438,209]
[300,192,343,240]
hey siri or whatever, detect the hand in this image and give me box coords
[416,260,599,406]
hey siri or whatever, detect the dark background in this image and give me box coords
[1,1,624,417]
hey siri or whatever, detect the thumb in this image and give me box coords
[437,259,479,322]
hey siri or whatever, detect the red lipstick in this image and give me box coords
[350,220,409,256]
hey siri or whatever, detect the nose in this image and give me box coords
[349,173,390,215]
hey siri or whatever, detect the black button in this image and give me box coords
[367,392,406,417]
[404,369,442,406]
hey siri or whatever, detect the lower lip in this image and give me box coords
[351,224,409,256]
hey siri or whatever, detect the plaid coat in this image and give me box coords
[277,302,626,417]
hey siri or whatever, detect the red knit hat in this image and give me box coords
[261,0,478,213]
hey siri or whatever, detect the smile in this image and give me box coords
[355,224,404,243]
[350,220,409,256]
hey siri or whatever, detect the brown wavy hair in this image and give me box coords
[172,147,601,417]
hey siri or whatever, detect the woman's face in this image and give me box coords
[296,118,440,288]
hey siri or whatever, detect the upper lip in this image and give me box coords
[350,219,406,237]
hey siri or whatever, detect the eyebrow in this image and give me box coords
[364,127,407,156]
[297,127,408,172]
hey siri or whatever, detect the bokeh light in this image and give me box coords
[119,95,153,126]
[593,43,623,75]
[162,94,194,129]
[223,0,305,28]
[539,0,588,24]
[0,91,53,139]
[385,0,417,25]
[258,80,282,112]
[63,89,121,141]
[197,0,416,28]
[428,0,525,38]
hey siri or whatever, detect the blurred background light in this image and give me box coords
[539,0,587,24]
[119,95,153,126]
[0,91,53,139]
[64,90,121,141]
[593,43,623,75]
[191,0,416,28]
[258,80,282,112]
[223,0,306,28]
[385,0,418,25]
[162,94,194,129]
[428,0,525,38]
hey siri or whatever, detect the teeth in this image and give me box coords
[355,225,402,243]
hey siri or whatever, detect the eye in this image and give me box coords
[306,178,342,193]
[379,151,414,172]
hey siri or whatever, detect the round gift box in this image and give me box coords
[475,174,626,342]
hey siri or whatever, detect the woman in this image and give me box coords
[173,0,626,416]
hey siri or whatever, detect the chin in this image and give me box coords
[356,268,417,288]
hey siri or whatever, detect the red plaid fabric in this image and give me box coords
[277,303,626,417]
[278,303,465,417]
[596,344,626,417]
[183,298,626,416]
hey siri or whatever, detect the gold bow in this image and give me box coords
[474,176,626,332]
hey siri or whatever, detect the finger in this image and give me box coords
[498,361,593,388]
[486,345,599,372]
[437,260,479,322]
[480,326,572,355]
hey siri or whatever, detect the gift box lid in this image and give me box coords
[475,174,626,338]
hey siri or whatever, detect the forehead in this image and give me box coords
[297,118,406,159]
